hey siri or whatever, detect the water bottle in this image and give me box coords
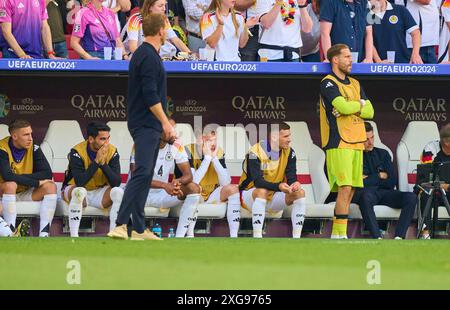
[168,227,175,238]
[152,223,162,238]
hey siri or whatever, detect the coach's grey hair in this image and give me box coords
[440,123,450,143]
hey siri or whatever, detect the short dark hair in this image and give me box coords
[364,122,373,133]
[142,13,166,37]
[440,123,450,143]
[327,44,350,62]
[9,119,31,134]
[268,122,290,137]
[87,121,110,138]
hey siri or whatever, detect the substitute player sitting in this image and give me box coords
[0,119,56,237]
[128,120,201,239]
[182,127,241,238]
[63,122,124,237]
[239,122,306,238]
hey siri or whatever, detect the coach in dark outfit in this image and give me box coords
[352,122,416,239]
[108,13,176,241]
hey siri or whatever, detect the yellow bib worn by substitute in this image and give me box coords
[0,137,34,193]
[320,74,366,150]
[67,141,117,191]
[239,142,290,203]
[186,144,224,201]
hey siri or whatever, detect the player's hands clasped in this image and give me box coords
[95,142,109,165]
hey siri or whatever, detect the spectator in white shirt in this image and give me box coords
[122,0,190,57]
[201,0,257,61]
[438,0,450,63]
[394,0,440,63]
[182,0,211,52]
[259,0,313,62]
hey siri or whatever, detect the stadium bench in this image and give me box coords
[282,121,333,219]
[396,121,449,220]
[397,121,440,192]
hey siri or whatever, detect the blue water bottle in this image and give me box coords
[168,227,175,238]
[152,223,162,238]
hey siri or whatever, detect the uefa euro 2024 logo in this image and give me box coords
[0,94,11,118]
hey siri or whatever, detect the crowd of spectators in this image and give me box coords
[0,0,448,63]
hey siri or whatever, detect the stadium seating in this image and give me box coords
[397,121,440,192]
[169,124,238,220]
[397,121,450,221]
[282,122,333,219]
[0,124,8,139]
[106,121,133,176]
[0,123,42,217]
[368,120,393,160]
[38,120,113,218]
[175,123,196,147]
[2,118,448,236]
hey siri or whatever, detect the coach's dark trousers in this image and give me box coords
[117,127,160,233]
[353,188,417,239]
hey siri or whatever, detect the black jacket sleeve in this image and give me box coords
[320,78,342,106]
[285,148,297,185]
[31,147,53,180]
[363,148,397,190]
[0,146,52,188]
[379,150,397,190]
[247,152,280,192]
[360,84,368,100]
[69,149,100,187]
[100,151,122,188]
[140,55,162,109]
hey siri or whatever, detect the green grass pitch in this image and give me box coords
[1,238,449,290]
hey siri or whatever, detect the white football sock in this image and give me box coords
[252,198,267,238]
[109,187,124,232]
[0,217,12,237]
[291,197,306,239]
[2,194,16,230]
[39,194,57,237]
[176,194,200,238]
[186,208,198,238]
[226,193,241,238]
[68,187,87,238]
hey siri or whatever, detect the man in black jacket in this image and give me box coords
[109,14,175,241]
[63,122,123,238]
[352,122,416,239]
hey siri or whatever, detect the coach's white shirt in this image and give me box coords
[258,0,303,61]
[395,0,440,48]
